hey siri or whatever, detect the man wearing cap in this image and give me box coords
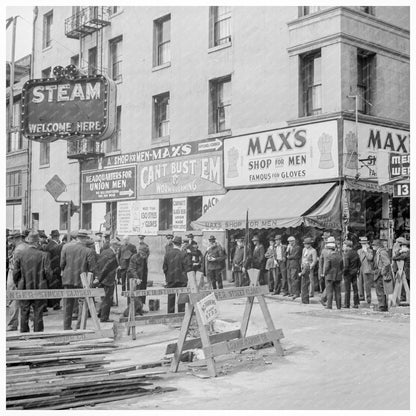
[232,235,250,287]
[7,231,29,331]
[60,229,96,330]
[117,236,137,292]
[13,232,52,332]
[342,240,361,308]
[163,236,191,313]
[137,235,150,306]
[250,235,266,285]
[357,236,374,304]
[45,230,63,310]
[273,235,287,295]
[165,234,174,254]
[204,235,227,289]
[286,236,302,299]
[95,239,121,322]
[372,239,391,312]
[300,237,318,304]
[323,240,343,309]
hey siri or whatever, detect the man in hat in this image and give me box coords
[265,236,277,292]
[286,236,302,300]
[117,236,137,292]
[273,235,287,295]
[13,232,52,332]
[342,240,361,308]
[60,229,96,330]
[183,233,195,251]
[249,235,266,285]
[38,230,48,251]
[357,236,374,304]
[300,237,318,304]
[204,235,227,289]
[323,240,343,309]
[7,231,29,331]
[319,236,336,306]
[165,234,174,254]
[232,235,250,287]
[94,239,121,322]
[372,239,391,312]
[392,237,410,302]
[124,249,147,317]
[45,230,63,310]
[137,235,150,306]
[163,236,191,313]
[100,231,111,253]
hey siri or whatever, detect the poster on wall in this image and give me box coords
[172,198,187,232]
[202,195,225,215]
[223,120,339,187]
[117,200,159,235]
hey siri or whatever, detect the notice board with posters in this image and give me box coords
[117,200,159,236]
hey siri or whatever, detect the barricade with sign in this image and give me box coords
[169,271,284,377]
[390,261,410,307]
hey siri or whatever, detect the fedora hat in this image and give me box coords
[27,231,40,244]
[173,236,182,245]
[208,235,216,241]
[359,236,369,243]
[50,229,60,238]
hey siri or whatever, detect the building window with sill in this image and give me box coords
[187,196,202,231]
[109,36,122,82]
[159,198,173,231]
[88,47,97,75]
[153,92,170,139]
[105,105,121,153]
[6,171,22,199]
[210,6,231,47]
[71,54,79,68]
[357,51,375,114]
[359,6,374,15]
[300,6,322,16]
[7,102,23,152]
[210,76,231,133]
[41,67,51,78]
[154,15,171,67]
[300,50,322,117]
[43,11,53,49]
[40,142,50,166]
[82,203,92,230]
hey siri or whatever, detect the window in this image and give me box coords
[300,50,322,116]
[159,198,173,231]
[300,6,322,16]
[106,106,121,153]
[187,196,202,230]
[71,54,79,67]
[41,67,51,78]
[210,6,231,47]
[109,37,122,81]
[7,102,23,152]
[359,6,374,15]
[154,15,171,66]
[88,47,97,75]
[82,203,92,230]
[109,6,118,15]
[357,51,374,114]
[60,204,68,231]
[43,11,53,49]
[6,171,22,199]
[40,142,50,165]
[153,92,170,139]
[210,76,231,133]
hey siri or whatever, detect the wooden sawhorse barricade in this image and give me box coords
[6,272,105,332]
[169,271,284,377]
[390,261,410,307]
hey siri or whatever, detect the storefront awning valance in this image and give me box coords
[191,182,341,231]
[344,178,393,194]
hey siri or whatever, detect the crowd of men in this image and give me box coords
[6,227,410,333]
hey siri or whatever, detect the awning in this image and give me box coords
[344,178,393,194]
[191,182,341,231]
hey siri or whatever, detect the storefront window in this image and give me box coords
[187,196,202,230]
[159,198,173,230]
[82,203,92,230]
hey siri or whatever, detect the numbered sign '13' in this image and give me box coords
[393,183,410,198]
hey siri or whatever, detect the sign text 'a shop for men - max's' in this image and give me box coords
[223,120,339,187]
[82,166,137,202]
[21,74,117,142]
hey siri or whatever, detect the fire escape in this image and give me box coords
[64,6,110,160]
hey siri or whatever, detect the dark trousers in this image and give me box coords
[20,300,45,332]
[100,284,115,321]
[258,269,266,285]
[266,268,276,292]
[120,269,128,292]
[300,264,311,304]
[319,274,326,293]
[166,281,187,314]
[326,279,341,309]
[47,275,62,308]
[359,271,373,302]
[343,275,359,307]
[274,262,287,294]
[375,277,387,310]
[208,269,223,289]
[288,266,300,296]
[63,285,83,330]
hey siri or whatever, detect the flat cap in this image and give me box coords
[288,236,296,242]
[77,229,89,238]
[303,237,313,244]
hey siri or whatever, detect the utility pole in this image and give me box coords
[8,16,18,143]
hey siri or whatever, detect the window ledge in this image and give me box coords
[207,130,232,139]
[108,9,124,19]
[152,62,171,72]
[151,136,170,147]
[208,42,232,54]
[105,150,121,156]
[39,163,50,169]
[7,149,27,156]
[42,45,52,53]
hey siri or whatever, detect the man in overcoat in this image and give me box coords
[45,230,63,310]
[342,240,361,308]
[118,236,137,292]
[357,236,374,304]
[286,236,302,299]
[323,241,343,309]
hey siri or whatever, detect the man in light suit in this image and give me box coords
[286,236,302,300]
[357,236,374,304]
[372,239,390,312]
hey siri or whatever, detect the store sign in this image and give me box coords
[390,153,410,178]
[202,195,224,215]
[21,75,117,142]
[117,200,159,235]
[223,120,339,187]
[343,121,409,179]
[393,183,410,198]
[138,153,224,198]
[172,198,187,232]
[82,166,136,202]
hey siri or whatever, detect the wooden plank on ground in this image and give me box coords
[165,329,241,355]
[6,329,107,341]
[203,329,284,358]
[121,287,190,297]
[6,288,104,301]
[125,312,194,327]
